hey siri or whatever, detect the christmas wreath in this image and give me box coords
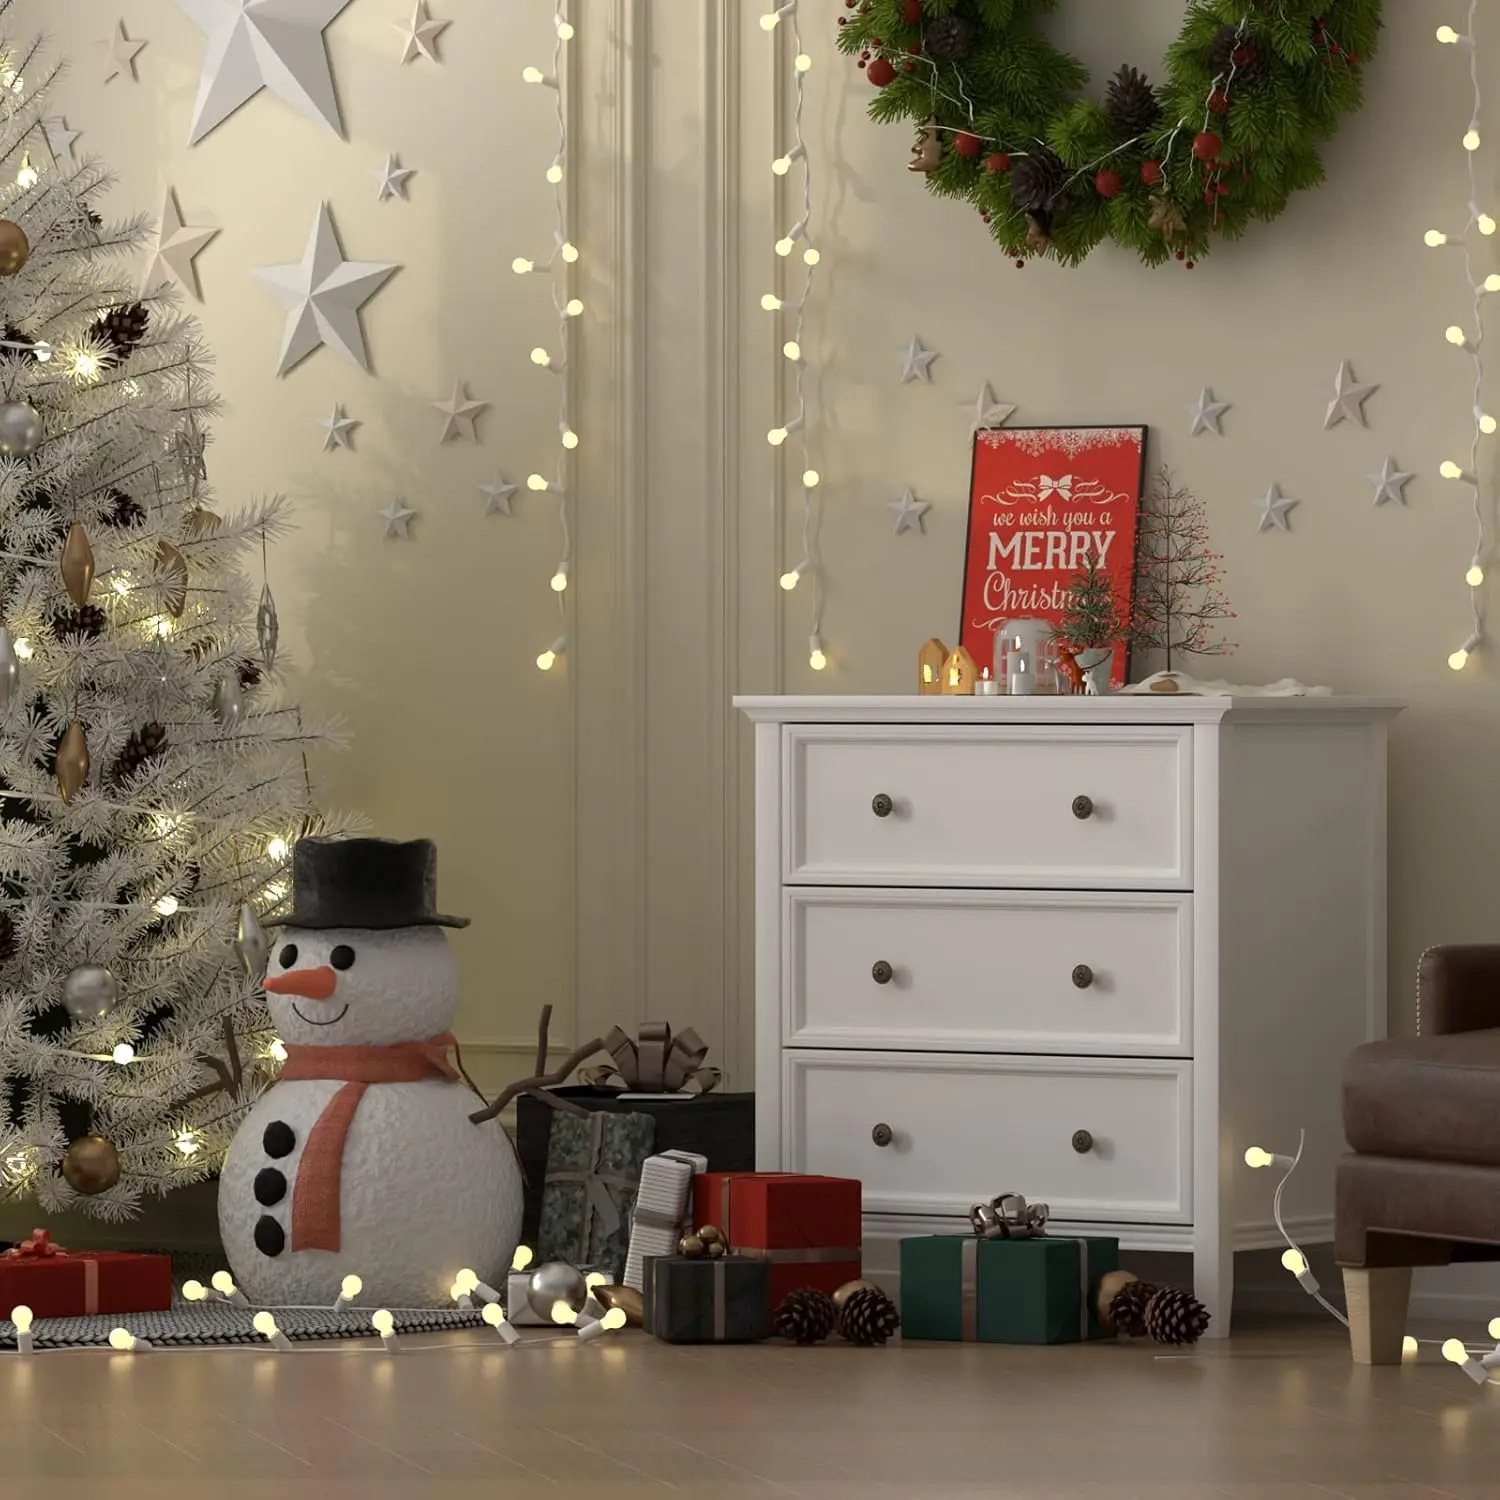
[836,0,1382,267]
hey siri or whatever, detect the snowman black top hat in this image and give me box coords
[273,837,470,930]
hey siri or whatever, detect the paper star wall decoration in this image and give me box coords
[175,0,354,145]
[899,337,939,385]
[100,21,146,84]
[142,188,219,300]
[481,475,518,516]
[373,153,415,202]
[1368,456,1414,508]
[1188,386,1230,437]
[890,487,931,536]
[966,382,1015,435]
[1324,359,1379,430]
[43,118,80,161]
[254,203,398,376]
[394,2,449,63]
[319,404,358,451]
[1255,483,1298,533]
[380,499,416,539]
[432,383,487,443]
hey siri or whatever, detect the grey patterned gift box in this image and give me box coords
[535,1108,655,1278]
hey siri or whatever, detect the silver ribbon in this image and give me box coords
[712,1261,726,1340]
[960,1237,978,1342]
[969,1192,1049,1240]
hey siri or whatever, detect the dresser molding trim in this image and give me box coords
[739,695,1406,726]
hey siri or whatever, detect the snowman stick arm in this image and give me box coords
[176,1018,247,1107]
[535,1003,553,1075]
[468,1036,606,1125]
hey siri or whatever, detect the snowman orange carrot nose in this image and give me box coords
[263,965,339,1000]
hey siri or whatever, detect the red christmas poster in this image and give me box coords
[961,427,1147,689]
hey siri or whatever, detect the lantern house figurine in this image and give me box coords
[940,646,977,696]
[917,638,948,695]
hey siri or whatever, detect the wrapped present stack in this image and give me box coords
[0,1229,173,1320]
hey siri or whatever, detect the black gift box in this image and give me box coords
[642,1254,772,1344]
[517,1086,754,1246]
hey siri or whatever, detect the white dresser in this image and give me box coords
[736,694,1403,1335]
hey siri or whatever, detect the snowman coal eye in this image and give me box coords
[330,944,356,971]
[277,944,298,969]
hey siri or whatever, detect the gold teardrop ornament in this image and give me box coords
[185,507,222,539]
[156,539,188,617]
[56,720,89,803]
[60,522,95,607]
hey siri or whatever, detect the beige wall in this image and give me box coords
[30,0,1500,1109]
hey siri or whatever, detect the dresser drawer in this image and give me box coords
[784,889,1191,1055]
[784,1051,1191,1224]
[784,725,1191,888]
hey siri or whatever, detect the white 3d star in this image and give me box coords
[380,499,417,539]
[899,337,939,385]
[373,153,415,202]
[142,188,220,300]
[319,404,358,451]
[174,0,354,145]
[43,118,80,161]
[966,382,1016,435]
[1188,386,1230,437]
[890,487,931,536]
[1367,455,1414,508]
[1324,359,1379,430]
[432,383,488,443]
[1256,482,1298,534]
[254,203,398,376]
[394,1,449,64]
[100,21,146,84]
[481,475,518,517]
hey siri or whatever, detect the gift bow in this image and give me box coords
[7,1228,62,1259]
[580,1023,721,1094]
[1038,475,1073,500]
[969,1193,1049,1240]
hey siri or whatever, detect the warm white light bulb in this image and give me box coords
[1450,647,1471,671]
[154,895,180,917]
[11,1304,32,1333]
[31,341,49,363]
[584,1271,607,1290]
[557,20,575,41]
[522,65,546,84]
[779,563,806,591]
[1441,460,1465,479]
[252,1311,279,1339]
[773,156,792,176]
[1280,1248,1308,1276]
[481,1301,506,1327]
[802,469,821,488]
[1446,325,1469,346]
[759,11,782,31]
[12,638,31,661]
[775,237,795,258]
[1482,216,1499,237]
[1468,563,1486,588]
[768,427,789,446]
[341,1274,363,1301]
[1482,414,1499,434]
[1438,25,1462,44]
[455,1268,480,1294]
[794,54,813,73]
[16,152,37,189]
[560,241,579,263]
[269,1039,288,1062]
[182,1280,207,1302]
[267,836,289,861]
[1465,129,1482,152]
[561,428,580,449]
[536,639,565,673]
[1425,229,1448,248]
[783,340,802,361]
[1243,1146,1273,1169]
[761,293,783,312]
[546,161,564,185]
[527,473,550,491]
[808,634,827,672]
[112,1043,135,1065]
[550,563,569,593]
[176,1132,199,1156]
[803,247,821,266]
[371,1308,395,1337]
[1488,274,1500,293]
[512,1245,535,1272]
[1444,1337,1470,1363]
[71,350,102,381]
[1489,1317,1500,1340]
[531,346,552,367]
[536,649,558,672]
[108,1327,137,1351]
[550,1300,579,1326]
[512,257,535,275]
[565,297,584,317]
[211,1272,236,1296]
[1402,1334,1419,1355]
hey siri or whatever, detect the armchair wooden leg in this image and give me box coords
[1343,1267,1412,1365]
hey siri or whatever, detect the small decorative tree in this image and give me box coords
[1056,549,1126,650]
[1130,468,1235,673]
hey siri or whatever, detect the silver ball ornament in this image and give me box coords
[0,399,41,458]
[62,963,119,1022]
[526,1261,589,1324]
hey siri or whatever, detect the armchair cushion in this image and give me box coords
[1419,945,1500,1035]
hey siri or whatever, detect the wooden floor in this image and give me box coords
[5,1316,1500,1498]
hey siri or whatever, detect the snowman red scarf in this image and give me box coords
[280,1035,460,1252]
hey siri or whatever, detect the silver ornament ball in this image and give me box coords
[62,963,119,1022]
[526,1261,589,1324]
[0,400,41,457]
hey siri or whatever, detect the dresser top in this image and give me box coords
[734,694,1405,725]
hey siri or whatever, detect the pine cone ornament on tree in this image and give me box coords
[774,1288,838,1344]
[1107,1277,1157,1337]
[1106,64,1162,137]
[53,605,106,641]
[109,722,168,785]
[923,15,974,64]
[1011,148,1069,214]
[1210,24,1271,87]
[1142,1285,1211,1346]
[90,302,150,365]
[839,1286,901,1346]
[102,489,145,527]
[0,910,17,964]
[238,657,263,690]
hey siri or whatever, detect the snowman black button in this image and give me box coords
[254,1216,286,1257]
[254,1168,287,1206]
[263,1121,295,1158]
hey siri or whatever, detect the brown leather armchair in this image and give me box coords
[1339,945,1500,1363]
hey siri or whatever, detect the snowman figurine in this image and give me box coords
[218,837,521,1308]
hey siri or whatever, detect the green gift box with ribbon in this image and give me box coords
[899,1234,1119,1344]
[536,1108,656,1278]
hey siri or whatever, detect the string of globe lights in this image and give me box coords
[515,0,580,676]
[762,3,827,673]
[1244,1137,1500,1386]
[1432,4,1497,674]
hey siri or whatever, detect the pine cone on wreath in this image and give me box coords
[109,721,168,785]
[1142,1285,1211,1346]
[923,15,974,64]
[52,605,107,641]
[1011,148,1069,214]
[839,1286,901,1346]
[90,302,150,365]
[774,1288,838,1345]
[1209,25,1270,87]
[1106,65,1162,137]
[0,910,17,964]
[102,489,145,527]
[1107,1277,1157,1338]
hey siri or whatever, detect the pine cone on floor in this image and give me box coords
[1011,147,1069,213]
[90,302,150,365]
[0,911,17,963]
[1106,64,1162,137]
[838,1287,900,1347]
[237,657,263,689]
[102,489,145,527]
[774,1288,837,1345]
[1107,1277,1157,1337]
[53,605,107,641]
[109,722,168,786]
[923,14,974,63]
[1210,24,1270,87]
[1142,1285,1211,1346]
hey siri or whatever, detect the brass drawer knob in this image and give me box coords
[1071,795,1094,820]
[871,1123,894,1148]
[1072,1129,1095,1155]
[1071,964,1094,990]
[871,792,894,818]
[871,960,894,985]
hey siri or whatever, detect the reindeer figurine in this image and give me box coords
[1055,644,1086,696]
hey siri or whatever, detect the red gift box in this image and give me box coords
[0,1232,172,1321]
[692,1172,862,1304]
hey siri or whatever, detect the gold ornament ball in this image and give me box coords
[61,1134,121,1195]
[832,1279,880,1310]
[704,1239,726,1260]
[593,1284,645,1327]
[677,1233,705,1259]
[696,1224,724,1247]
[0,220,30,276]
[1095,1269,1139,1329]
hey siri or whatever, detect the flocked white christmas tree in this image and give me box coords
[0,21,356,1220]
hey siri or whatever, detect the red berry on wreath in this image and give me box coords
[1094,168,1122,198]
[907,42,920,53]
[1175,249,1186,261]
[1014,259,1026,269]
[901,61,915,72]
[1208,90,1229,116]
[1192,131,1222,161]
[1141,160,1163,186]
[867,57,896,86]
[857,57,866,68]
[954,131,982,158]
[985,152,1011,174]
[900,0,923,21]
